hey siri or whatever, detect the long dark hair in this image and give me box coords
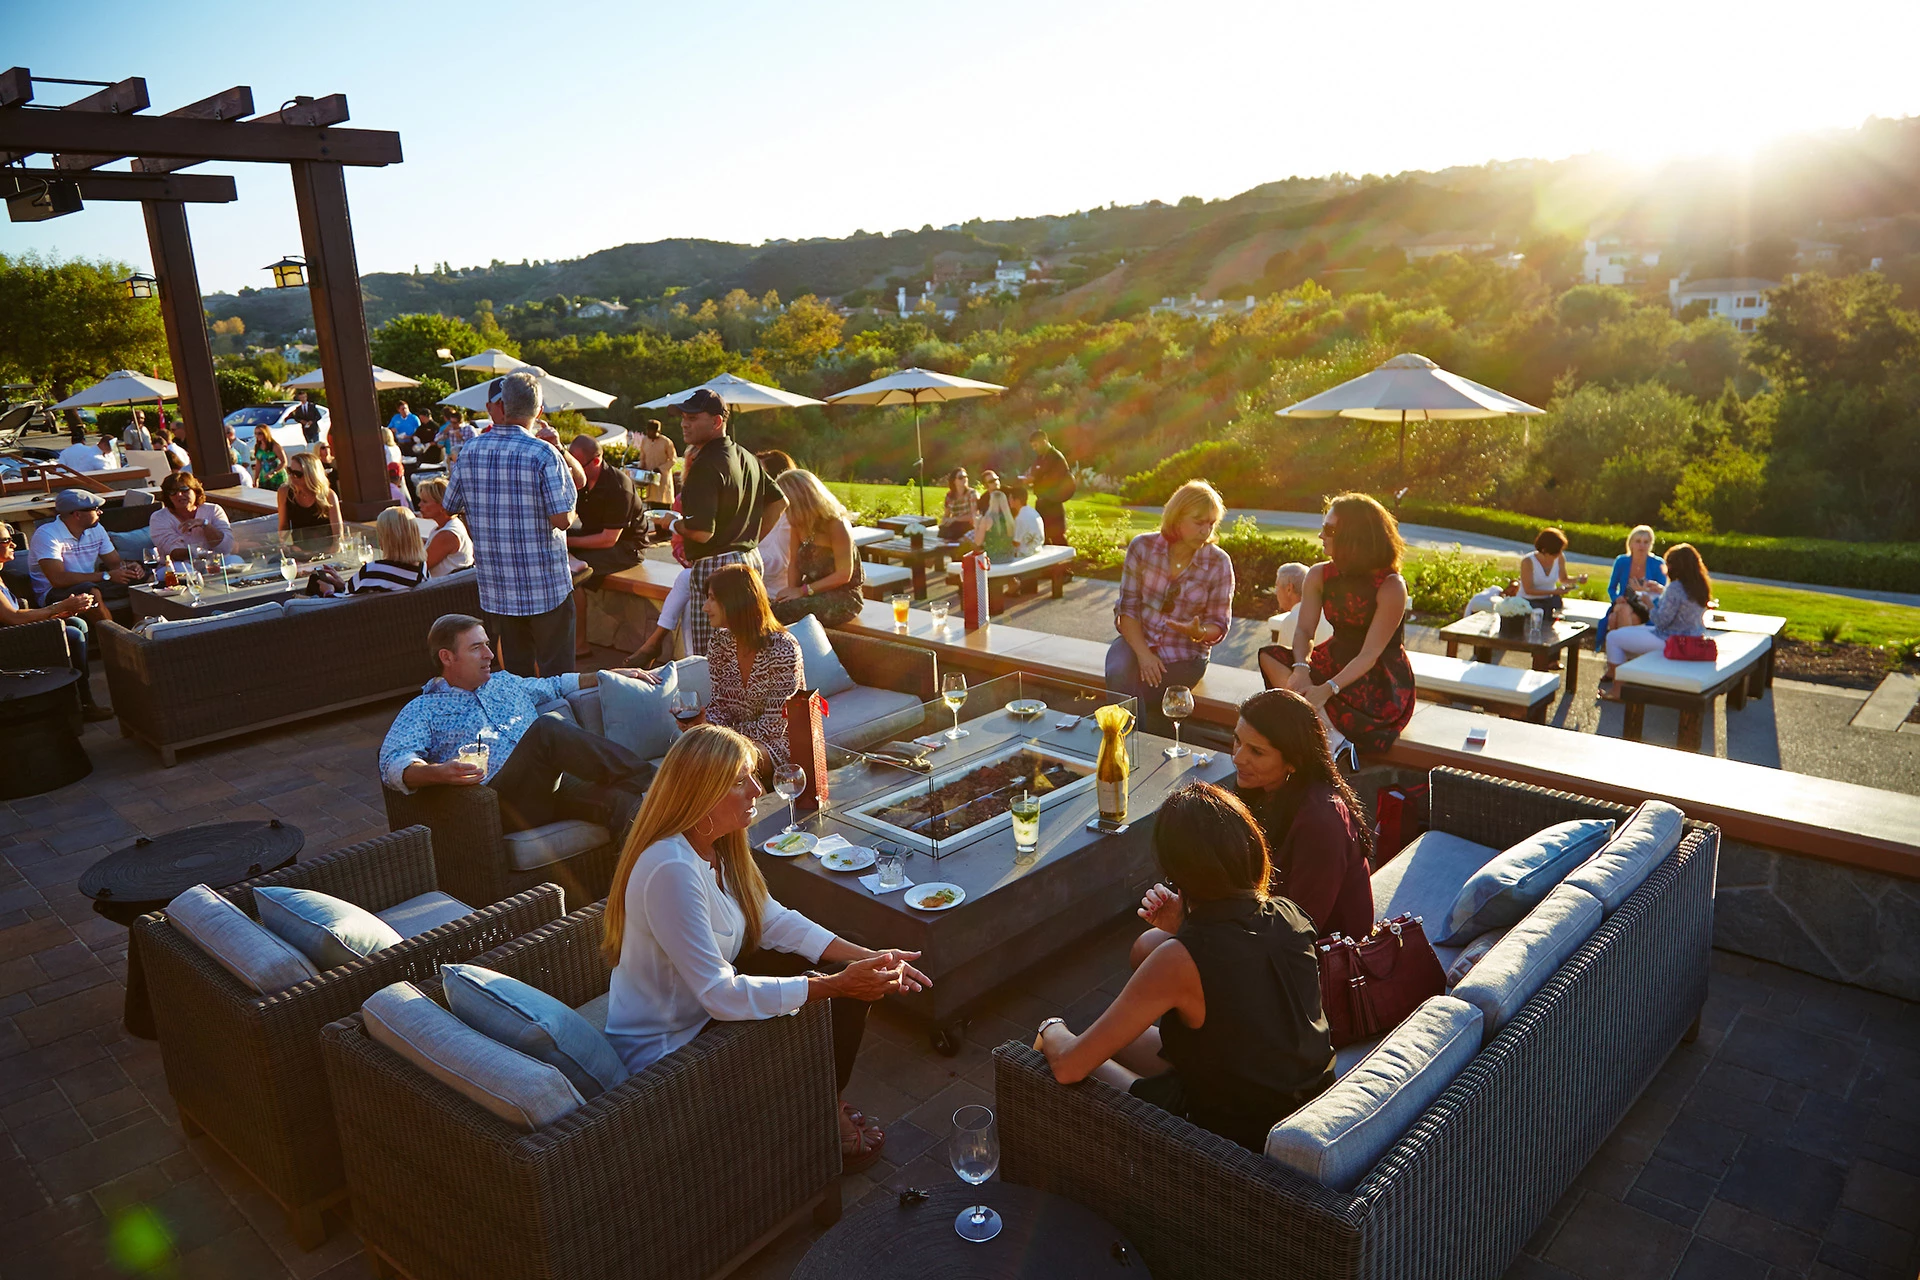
[1325,492,1404,573]
[1151,782,1272,904]
[1238,688,1375,861]
[1664,543,1712,607]
[705,563,782,653]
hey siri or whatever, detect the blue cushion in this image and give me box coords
[166,885,318,995]
[1266,996,1484,1191]
[361,982,584,1131]
[1437,819,1615,944]
[1450,882,1603,1042]
[254,886,404,970]
[1563,800,1686,912]
[108,527,155,562]
[786,613,855,698]
[440,963,630,1099]
[598,664,681,763]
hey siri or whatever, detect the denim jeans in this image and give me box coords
[1105,637,1209,738]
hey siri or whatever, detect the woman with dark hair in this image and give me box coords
[1258,492,1416,758]
[1519,526,1587,615]
[1233,689,1374,940]
[939,467,976,541]
[1031,781,1334,1152]
[699,563,802,771]
[1600,542,1712,696]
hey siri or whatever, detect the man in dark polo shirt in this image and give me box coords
[566,433,643,656]
[658,388,778,655]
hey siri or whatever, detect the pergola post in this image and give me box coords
[141,200,239,489]
[289,159,388,521]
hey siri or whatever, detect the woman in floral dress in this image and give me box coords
[1258,492,1416,759]
[701,564,803,774]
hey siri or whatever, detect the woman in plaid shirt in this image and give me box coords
[1107,481,1235,736]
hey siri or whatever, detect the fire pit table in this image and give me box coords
[753,674,1230,1053]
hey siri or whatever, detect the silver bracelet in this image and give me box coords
[1036,1016,1067,1038]
[1291,660,1311,670]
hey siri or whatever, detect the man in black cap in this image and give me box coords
[656,388,779,656]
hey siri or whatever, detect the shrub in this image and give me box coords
[1121,439,1262,505]
[214,368,268,416]
[1401,548,1511,618]
[1065,511,1134,572]
[1215,517,1319,606]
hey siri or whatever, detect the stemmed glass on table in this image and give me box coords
[182,561,204,607]
[941,673,969,740]
[949,1105,1002,1242]
[278,551,298,588]
[773,763,807,833]
[1162,684,1196,760]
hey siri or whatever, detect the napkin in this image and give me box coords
[859,872,916,896]
[812,835,853,858]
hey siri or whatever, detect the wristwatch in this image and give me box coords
[804,581,814,597]
[99,571,111,583]
[1327,678,1343,695]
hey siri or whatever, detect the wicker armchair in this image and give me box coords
[0,616,73,670]
[320,902,843,1280]
[993,769,1720,1280]
[134,825,567,1249]
[381,781,620,910]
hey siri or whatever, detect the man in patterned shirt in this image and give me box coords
[380,614,654,834]
[444,372,579,676]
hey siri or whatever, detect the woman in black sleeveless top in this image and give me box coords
[1033,782,1335,1152]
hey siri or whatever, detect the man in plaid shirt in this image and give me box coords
[444,372,579,676]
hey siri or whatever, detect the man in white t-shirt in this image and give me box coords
[1270,560,1334,649]
[56,426,113,473]
[29,489,145,617]
[1005,479,1045,559]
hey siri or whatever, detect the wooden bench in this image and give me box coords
[1408,650,1560,723]
[860,562,913,598]
[1615,630,1772,753]
[1564,598,1785,690]
[942,545,1076,604]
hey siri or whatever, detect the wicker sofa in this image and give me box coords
[993,768,1720,1280]
[97,571,482,766]
[382,626,938,910]
[133,826,567,1248]
[319,902,843,1280]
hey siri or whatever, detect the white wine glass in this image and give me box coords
[773,763,807,832]
[941,673,969,740]
[183,565,203,607]
[279,553,298,587]
[1162,685,1195,759]
[949,1105,1002,1243]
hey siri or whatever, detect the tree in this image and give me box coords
[211,315,245,337]
[0,251,170,397]
[215,368,268,415]
[754,295,844,377]
[369,313,488,380]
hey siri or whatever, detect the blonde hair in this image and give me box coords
[1625,524,1656,551]
[1160,479,1226,541]
[374,506,424,566]
[602,726,768,966]
[287,450,332,507]
[775,469,849,542]
[416,476,449,510]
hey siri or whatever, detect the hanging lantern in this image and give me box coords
[265,255,307,289]
[122,271,158,300]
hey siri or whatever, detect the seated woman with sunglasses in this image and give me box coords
[1031,781,1334,1152]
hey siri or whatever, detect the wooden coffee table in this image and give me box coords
[1439,612,1595,698]
[861,536,962,597]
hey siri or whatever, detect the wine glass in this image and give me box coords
[1161,685,1195,760]
[949,1105,1002,1243]
[183,565,203,607]
[773,763,807,832]
[669,689,701,727]
[279,553,298,587]
[941,673,969,740]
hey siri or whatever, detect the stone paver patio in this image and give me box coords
[1,657,1916,1278]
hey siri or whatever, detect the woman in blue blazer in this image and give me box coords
[1599,524,1667,649]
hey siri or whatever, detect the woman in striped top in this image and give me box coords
[349,506,426,594]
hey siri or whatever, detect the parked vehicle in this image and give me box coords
[224,402,331,451]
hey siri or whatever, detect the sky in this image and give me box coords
[7,0,1920,295]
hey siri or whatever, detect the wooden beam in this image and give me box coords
[135,91,341,174]
[143,201,240,492]
[2,168,237,203]
[3,74,147,166]
[0,111,402,166]
[61,84,253,171]
[0,68,32,108]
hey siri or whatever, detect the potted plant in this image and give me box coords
[1494,594,1534,638]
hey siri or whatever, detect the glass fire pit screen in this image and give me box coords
[822,673,1136,859]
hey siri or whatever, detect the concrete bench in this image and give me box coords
[943,544,1075,603]
[1409,650,1560,723]
[603,559,679,601]
[1614,630,1772,752]
[1565,598,1784,689]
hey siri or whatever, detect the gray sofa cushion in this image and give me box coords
[361,981,584,1131]
[166,884,319,995]
[503,820,611,871]
[440,964,630,1100]
[573,991,611,1033]
[1438,819,1616,945]
[1450,882,1603,1043]
[824,684,926,750]
[599,666,681,762]
[563,655,708,738]
[788,614,856,697]
[1266,995,1484,1191]
[1371,831,1499,929]
[136,600,285,638]
[375,891,475,938]
[1563,800,1686,911]
[254,886,404,970]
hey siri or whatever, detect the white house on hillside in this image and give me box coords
[1669,277,1779,330]
[575,299,628,320]
[1582,238,1661,286]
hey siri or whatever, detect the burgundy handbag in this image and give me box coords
[1663,635,1719,662]
[1316,914,1448,1048]
[1372,782,1430,866]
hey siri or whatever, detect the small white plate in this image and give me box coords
[1005,698,1047,718]
[818,845,877,873]
[762,831,817,857]
[906,882,966,911]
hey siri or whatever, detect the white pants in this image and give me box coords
[1606,624,1665,668]
[658,567,691,631]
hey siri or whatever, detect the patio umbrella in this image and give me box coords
[281,364,420,391]
[1275,352,1543,492]
[439,365,618,413]
[640,371,826,413]
[52,370,178,409]
[824,367,1008,515]
[444,347,525,374]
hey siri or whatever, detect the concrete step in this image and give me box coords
[1849,671,1920,731]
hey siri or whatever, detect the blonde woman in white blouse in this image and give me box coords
[600,724,929,1173]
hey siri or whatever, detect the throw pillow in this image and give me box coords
[1437,818,1615,945]
[361,982,584,1131]
[166,884,319,995]
[1444,927,1510,987]
[598,664,680,763]
[255,886,404,970]
[1563,800,1687,912]
[786,614,856,698]
[107,528,155,563]
[440,963,630,1099]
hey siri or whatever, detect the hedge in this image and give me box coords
[1400,502,1920,594]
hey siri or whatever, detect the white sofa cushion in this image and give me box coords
[1450,883,1603,1042]
[166,884,319,995]
[1407,651,1559,708]
[947,545,1075,580]
[1266,995,1484,1191]
[361,981,584,1131]
[254,886,404,970]
[375,891,475,938]
[1563,800,1686,911]
[862,562,913,590]
[502,820,611,871]
[1614,630,1770,694]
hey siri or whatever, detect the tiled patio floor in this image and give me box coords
[2,688,1917,1278]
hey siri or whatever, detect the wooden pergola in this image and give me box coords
[0,69,403,519]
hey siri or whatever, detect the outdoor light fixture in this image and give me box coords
[5,180,83,223]
[265,255,307,289]
[122,272,157,300]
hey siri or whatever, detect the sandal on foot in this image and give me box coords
[839,1115,885,1175]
